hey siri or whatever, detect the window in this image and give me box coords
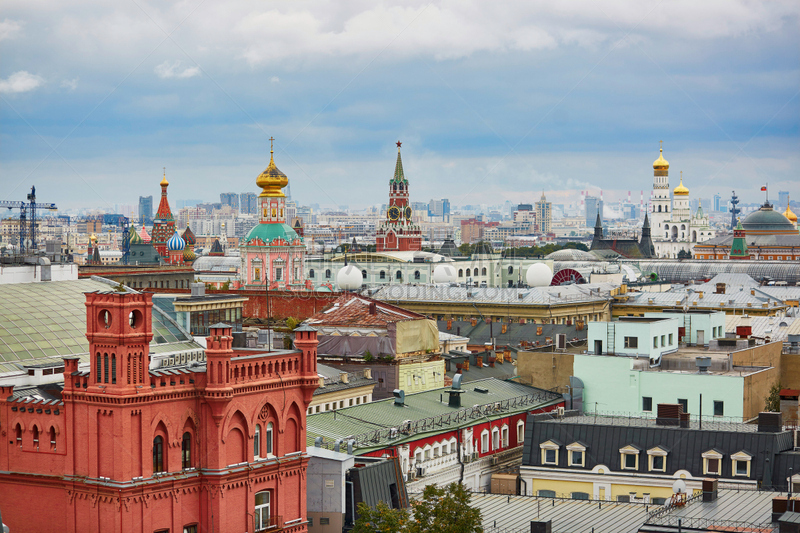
[362,270,367,279]
[182,432,192,469]
[379,270,386,279]
[714,401,724,417]
[254,490,271,531]
[153,436,164,473]
[540,440,560,465]
[414,270,420,280]
[571,492,589,500]
[458,269,463,278]
[732,452,752,477]
[396,271,402,280]
[517,420,525,443]
[647,446,668,472]
[567,442,586,467]
[50,427,57,450]
[184,525,198,533]
[501,425,509,447]
[653,337,658,348]
[481,430,490,453]
[702,450,723,475]
[538,490,556,498]
[620,445,640,470]
[661,335,665,347]
[266,423,274,456]
[668,333,673,344]
[325,269,331,279]
[624,336,638,348]
[32,426,39,448]
[254,424,261,459]
[15,424,21,447]
[492,427,500,450]
[678,399,688,412]
[642,396,653,412]
[309,269,315,278]
[481,267,487,276]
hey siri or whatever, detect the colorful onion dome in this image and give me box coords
[784,198,797,224]
[139,225,151,243]
[183,243,196,262]
[129,225,143,245]
[167,230,186,251]
[181,226,196,245]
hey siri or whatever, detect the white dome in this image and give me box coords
[525,263,553,287]
[432,264,457,284]
[336,265,363,291]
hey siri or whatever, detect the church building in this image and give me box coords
[375,142,423,253]
[648,144,716,258]
[238,140,308,290]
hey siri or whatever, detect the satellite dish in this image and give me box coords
[672,479,687,494]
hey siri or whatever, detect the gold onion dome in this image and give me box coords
[673,174,689,196]
[256,139,288,198]
[784,198,797,223]
[183,245,196,262]
[653,148,669,170]
[160,169,169,187]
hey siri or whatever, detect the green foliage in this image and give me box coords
[283,336,293,350]
[221,277,231,290]
[677,249,692,260]
[501,241,588,258]
[285,317,300,331]
[458,242,474,256]
[363,350,374,362]
[765,382,782,412]
[351,483,482,533]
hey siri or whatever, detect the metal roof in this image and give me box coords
[465,492,650,533]
[369,284,611,306]
[306,378,561,454]
[643,489,783,531]
[0,278,201,375]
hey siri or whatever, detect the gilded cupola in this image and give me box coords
[256,137,288,198]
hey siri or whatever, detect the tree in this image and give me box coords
[677,249,692,260]
[765,382,781,412]
[351,483,482,533]
[458,243,474,256]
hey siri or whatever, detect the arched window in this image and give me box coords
[658,205,662,212]
[481,430,490,453]
[396,271,402,280]
[254,424,261,459]
[481,267,487,276]
[153,436,165,473]
[182,432,192,469]
[15,424,22,447]
[50,426,57,450]
[492,427,500,450]
[325,269,331,279]
[362,270,367,279]
[309,269,315,278]
[414,270,420,280]
[266,422,274,456]
[473,268,479,276]
[255,490,271,531]
[517,420,525,444]
[379,270,386,280]
[508,266,513,274]
[32,426,39,448]
[458,269,463,277]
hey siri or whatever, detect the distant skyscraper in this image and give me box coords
[713,194,722,212]
[535,192,552,234]
[585,196,602,227]
[240,192,257,215]
[138,195,153,225]
[779,191,790,209]
[220,192,239,211]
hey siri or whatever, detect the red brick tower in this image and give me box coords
[375,141,423,252]
[151,169,175,258]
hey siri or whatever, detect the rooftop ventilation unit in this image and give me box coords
[474,387,489,394]
[393,389,405,406]
[695,356,711,373]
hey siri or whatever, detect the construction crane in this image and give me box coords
[0,186,58,255]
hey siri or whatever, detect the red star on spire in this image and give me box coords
[396,140,402,148]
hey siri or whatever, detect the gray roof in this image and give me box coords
[523,413,796,488]
[439,320,587,348]
[351,457,409,511]
[465,492,650,533]
[371,284,612,306]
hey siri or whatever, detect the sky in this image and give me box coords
[1,0,799,212]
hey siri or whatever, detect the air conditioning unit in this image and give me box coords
[472,452,479,461]
[416,466,427,477]
[491,456,498,466]
[557,406,565,417]
[389,428,398,439]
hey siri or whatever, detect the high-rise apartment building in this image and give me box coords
[535,193,552,234]
[585,196,603,227]
[220,192,239,211]
[138,195,153,225]
[240,192,258,215]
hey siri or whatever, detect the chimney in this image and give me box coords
[530,520,552,533]
[463,360,470,371]
[369,302,377,315]
[318,376,325,388]
[699,291,704,299]
[702,478,718,501]
[190,282,205,297]
[340,371,349,384]
[476,355,483,367]
[488,356,496,368]
[364,368,372,379]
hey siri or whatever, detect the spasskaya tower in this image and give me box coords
[375,141,422,252]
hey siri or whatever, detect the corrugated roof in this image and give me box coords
[307,293,423,328]
[725,315,800,341]
[370,284,612,306]
[464,492,649,533]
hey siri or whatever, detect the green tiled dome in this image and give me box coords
[243,223,301,245]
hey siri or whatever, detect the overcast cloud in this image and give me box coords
[0,0,798,211]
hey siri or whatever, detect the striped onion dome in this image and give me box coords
[167,230,186,251]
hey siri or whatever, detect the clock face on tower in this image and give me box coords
[388,205,401,221]
[404,206,412,220]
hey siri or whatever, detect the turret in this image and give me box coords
[593,213,603,239]
[204,322,234,426]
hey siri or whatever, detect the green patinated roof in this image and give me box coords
[391,148,407,183]
[306,378,561,454]
[742,206,797,232]
[242,222,302,245]
[0,278,201,374]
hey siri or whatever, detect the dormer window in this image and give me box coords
[567,442,587,467]
[539,440,561,465]
[620,445,641,470]
[702,449,724,476]
[647,446,669,472]
[731,451,752,477]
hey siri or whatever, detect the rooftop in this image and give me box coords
[642,489,782,531]
[306,293,423,328]
[306,378,561,454]
[535,412,760,433]
[369,283,613,306]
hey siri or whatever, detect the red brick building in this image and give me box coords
[0,290,319,533]
[375,142,423,253]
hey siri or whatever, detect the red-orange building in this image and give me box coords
[375,142,422,252]
[0,290,319,533]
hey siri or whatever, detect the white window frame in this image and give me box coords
[481,430,490,453]
[539,440,560,465]
[702,450,723,475]
[647,446,668,472]
[620,445,640,470]
[501,425,509,448]
[254,490,271,531]
[266,422,274,457]
[731,451,752,477]
[566,442,586,467]
[491,427,500,450]
[516,420,525,444]
[254,424,261,459]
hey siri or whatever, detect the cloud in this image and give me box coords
[61,77,79,90]
[0,71,43,94]
[270,76,280,83]
[0,18,22,41]
[154,61,201,79]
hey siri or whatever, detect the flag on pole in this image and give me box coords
[761,186,767,191]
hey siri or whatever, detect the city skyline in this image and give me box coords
[1,1,798,211]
